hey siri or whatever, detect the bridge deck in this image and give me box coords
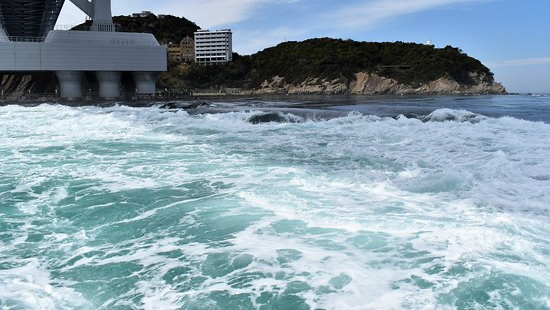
[0,0,65,37]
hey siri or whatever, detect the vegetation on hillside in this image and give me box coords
[160,38,495,90]
[75,14,200,43]
[75,15,495,91]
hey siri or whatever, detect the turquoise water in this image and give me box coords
[0,99,549,310]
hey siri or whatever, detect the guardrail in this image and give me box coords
[53,25,120,32]
[7,36,45,42]
[5,36,159,47]
[0,90,195,102]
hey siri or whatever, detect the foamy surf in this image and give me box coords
[0,101,549,310]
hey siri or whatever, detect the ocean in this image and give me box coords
[0,95,549,310]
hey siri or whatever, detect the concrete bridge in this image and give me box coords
[0,0,167,99]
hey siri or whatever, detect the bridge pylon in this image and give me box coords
[0,0,167,100]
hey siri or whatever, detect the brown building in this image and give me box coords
[166,36,195,63]
[180,36,195,62]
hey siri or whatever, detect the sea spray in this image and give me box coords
[0,103,549,310]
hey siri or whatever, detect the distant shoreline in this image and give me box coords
[0,93,531,111]
[0,92,515,105]
[1,94,548,124]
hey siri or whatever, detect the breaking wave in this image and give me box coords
[0,104,549,310]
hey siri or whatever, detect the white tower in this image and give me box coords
[70,0,115,32]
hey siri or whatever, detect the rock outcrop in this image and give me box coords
[254,76,348,95]
[0,73,58,100]
[0,70,506,100]
[252,72,506,96]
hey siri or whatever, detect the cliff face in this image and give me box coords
[0,73,58,100]
[0,70,506,100]
[251,72,506,95]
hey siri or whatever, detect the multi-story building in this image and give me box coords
[167,43,183,62]
[194,29,233,65]
[166,36,195,63]
[180,36,195,62]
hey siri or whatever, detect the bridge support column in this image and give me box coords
[56,71,83,100]
[133,72,157,95]
[96,71,121,99]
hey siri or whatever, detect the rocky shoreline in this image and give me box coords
[243,72,506,96]
[1,70,506,101]
[0,74,506,102]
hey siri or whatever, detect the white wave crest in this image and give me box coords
[1,104,549,310]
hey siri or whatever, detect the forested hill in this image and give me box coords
[9,19,501,96]
[74,15,499,92]
[248,38,494,86]
[166,38,502,94]
[74,14,200,43]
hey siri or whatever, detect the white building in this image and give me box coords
[132,11,154,18]
[194,29,233,65]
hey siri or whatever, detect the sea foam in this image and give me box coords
[0,103,549,310]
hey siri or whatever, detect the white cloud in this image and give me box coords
[333,0,491,28]
[488,57,550,68]
[153,0,303,29]
[58,0,162,26]
[58,0,304,29]
[59,0,492,30]
[148,0,268,29]
[56,0,495,54]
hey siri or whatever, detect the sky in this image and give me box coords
[57,0,550,93]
